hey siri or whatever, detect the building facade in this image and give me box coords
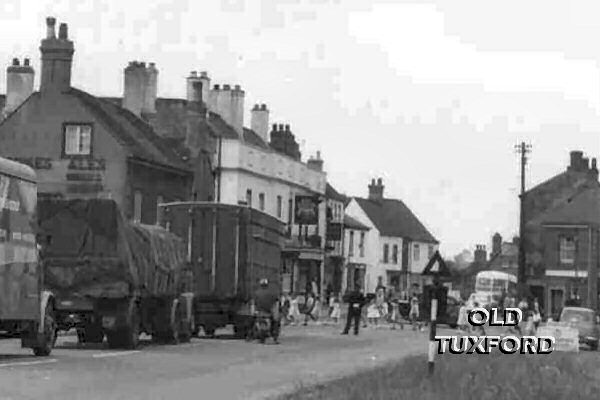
[0,18,216,225]
[341,214,370,293]
[324,183,346,295]
[344,178,439,295]
[539,187,600,315]
[214,97,327,297]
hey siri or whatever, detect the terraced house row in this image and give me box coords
[0,17,439,299]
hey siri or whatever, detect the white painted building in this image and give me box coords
[344,178,439,295]
[203,82,328,297]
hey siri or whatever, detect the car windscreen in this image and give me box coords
[561,309,594,322]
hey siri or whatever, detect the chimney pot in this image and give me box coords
[592,158,597,169]
[234,84,241,91]
[46,17,56,39]
[12,58,19,66]
[223,84,231,90]
[284,124,290,131]
[272,124,278,131]
[278,124,285,131]
[23,58,30,66]
[200,71,208,77]
[377,178,382,185]
[213,84,220,90]
[261,103,267,110]
[252,104,260,111]
[58,23,68,40]
[190,71,197,77]
[140,62,146,67]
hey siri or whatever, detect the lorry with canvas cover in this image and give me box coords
[159,202,285,338]
[37,198,194,348]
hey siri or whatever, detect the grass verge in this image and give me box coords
[276,350,600,400]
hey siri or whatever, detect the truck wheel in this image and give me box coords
[33,304,56,357]
[164,299,181,345]
[122,299,140,349]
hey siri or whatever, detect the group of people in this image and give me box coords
[455,291,544,336]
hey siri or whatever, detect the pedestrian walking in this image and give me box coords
[330,293,341,324]
[532,298,542,330]
[302,287,317,326]
[457,300,468,332]
[409,293,420,331]
[341,285,366,335]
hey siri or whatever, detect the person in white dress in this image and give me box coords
[330,294,341,323]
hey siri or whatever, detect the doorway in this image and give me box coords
[549,288,564,318]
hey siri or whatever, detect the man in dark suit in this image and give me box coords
[341,285,366,335]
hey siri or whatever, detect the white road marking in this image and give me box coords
[0,359,58,368]
[92,350,140,358]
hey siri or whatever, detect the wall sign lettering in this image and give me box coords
[66,173,103,182]
[7,157,52,170]
[67,158,106,171]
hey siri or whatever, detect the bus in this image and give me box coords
[470,270,517,307]
[0,156,55,356]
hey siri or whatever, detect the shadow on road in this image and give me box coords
[0,354,37,361]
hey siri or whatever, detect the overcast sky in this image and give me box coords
[2,0,600,257]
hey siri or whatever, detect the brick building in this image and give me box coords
[522,150,600,313]
[0,17,217,223]
[538,187,600,315]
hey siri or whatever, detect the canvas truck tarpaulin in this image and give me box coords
[38,198,186,299]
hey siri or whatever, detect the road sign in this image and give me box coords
[537,322,579,352]
[422,251,451,277]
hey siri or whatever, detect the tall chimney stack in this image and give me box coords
[142,62,157,114]
[368,178,384,201]
[199,71,210,106]
[186,71,201,102]
[251,103,269,142]
[230,85,245,137]
[307,151,324,172]
[123,61,146,116]
[4,58,35,116]
[39,17,74,93]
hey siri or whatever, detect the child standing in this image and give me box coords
[367,298,379,326]
[409,293,420,331]
[330,293,341,324]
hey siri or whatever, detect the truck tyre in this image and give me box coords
[121,299,140,349]
[33,304,56,357]
[165,299,181,345]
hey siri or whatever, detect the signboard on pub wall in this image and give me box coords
[294,195,319,225]
[326,222,342,241]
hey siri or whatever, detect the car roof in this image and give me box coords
[561,307,594,313]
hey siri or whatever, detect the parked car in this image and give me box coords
[558,307,599,351]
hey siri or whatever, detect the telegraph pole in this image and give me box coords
[515,142,532,297]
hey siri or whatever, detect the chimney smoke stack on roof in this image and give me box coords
[278,123,284,131]
[223,84,231,90]
[23,58,30,66]
[592,158,597,170]
[190,71,198,77]
[272,124,277,131]
[284,124,290,131]
[260,103,267,110]
[234,84,241,91]
[46,17,56,39]
[200,71,208,77]
[12,58,19,66]
[58,23,68,40]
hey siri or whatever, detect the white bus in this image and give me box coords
[470,270,517,307]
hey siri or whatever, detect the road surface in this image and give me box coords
[0,322,438,400]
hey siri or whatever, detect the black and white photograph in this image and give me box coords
[0,1,599,399]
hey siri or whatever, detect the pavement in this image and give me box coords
[0,321,442,400]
